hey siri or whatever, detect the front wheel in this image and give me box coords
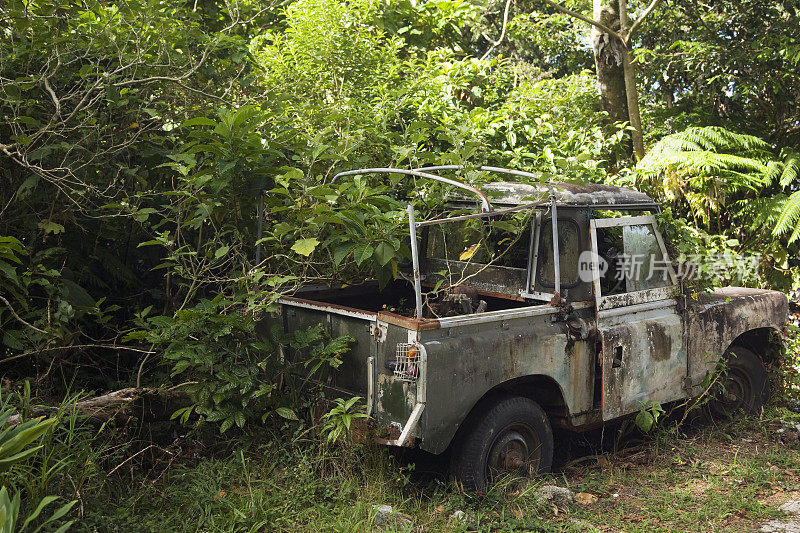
[451,396,553,492]
[705,345,770,419]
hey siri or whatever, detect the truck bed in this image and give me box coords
[291,280,530,318]
[267,280,537,426]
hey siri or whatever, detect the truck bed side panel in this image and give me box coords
[417,305,595,455]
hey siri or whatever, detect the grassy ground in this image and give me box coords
[71,403,800,532]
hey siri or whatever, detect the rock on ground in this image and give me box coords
[372,504,413,529]
[534,485,575,507]
[761,500,800,533]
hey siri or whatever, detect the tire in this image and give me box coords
[450,396,553,492]
[705,345,770,420]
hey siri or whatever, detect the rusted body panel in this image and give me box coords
[598,301,687,420]
[685,287,788,392]
[268,291,602,453]
[374,321,419,426]
[416,303,597,454]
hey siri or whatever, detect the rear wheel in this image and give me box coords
[705,345,770,419]
[451,396,553,492]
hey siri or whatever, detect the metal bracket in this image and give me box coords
[388,402,425,447]
[370,322,388,343]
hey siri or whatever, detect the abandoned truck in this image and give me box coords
[262,166,788,490]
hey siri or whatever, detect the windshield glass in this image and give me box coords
[537,218,581,287]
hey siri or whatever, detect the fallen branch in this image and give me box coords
[7,387,190,425]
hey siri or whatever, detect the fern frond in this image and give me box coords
[789,223,800,244]
[723,169,772,191]
[638,126,778,196]
[774,190,800,236]
[676,126,769,153]
[764,160,783,183]
[733,195,785,227]
[780,149,800,187]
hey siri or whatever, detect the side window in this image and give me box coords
[537,219,580,288]
[596,223,671,295]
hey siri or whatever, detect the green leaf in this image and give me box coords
[635,410,655,433]
[61,279,95,308]
[354,244,374,266]
[220,417,234,434]
[333,244,356,266]
[132,207,157,222]
[373,242,395,266]
[20,495,59,530]
[214,246,230,259]
[275,407,298,421]
[290,238,320,257]
[181,117,218,128]
[16,175,39,200]
[52,520,76,533]
[0,261,20,286]
[37,221,65,235]
[0,446,43,469]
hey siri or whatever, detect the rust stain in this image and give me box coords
[646,322,672,362]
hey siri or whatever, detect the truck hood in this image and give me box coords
[698,287,788,322]
[689,286,788,355]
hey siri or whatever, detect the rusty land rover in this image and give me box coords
[263,166,788,490]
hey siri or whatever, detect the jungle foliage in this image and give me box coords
[1,0,799,527]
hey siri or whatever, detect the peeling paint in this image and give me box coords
[686,287,788,390]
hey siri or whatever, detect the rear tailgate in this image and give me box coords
[277,296,377,395]
[268,296,425,446]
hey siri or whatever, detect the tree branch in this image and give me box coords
[480,0,514,60]
[540,0,626,45]
[628,0,665,39]
[1,343,156,365]
[0,294,49,335]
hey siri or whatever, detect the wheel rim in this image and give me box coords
[486,423,542,481]
[709,365,755,418]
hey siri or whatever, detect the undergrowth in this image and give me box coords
[2,397,793,532]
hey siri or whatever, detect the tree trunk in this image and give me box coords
[545,0,649,160]
[591,0,628,126]
[617,0,645,160]
[620,49,644,159]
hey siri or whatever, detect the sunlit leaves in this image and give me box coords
[291,238,320,256]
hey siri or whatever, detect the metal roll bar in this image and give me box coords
[415,165,560,295]
[256,165,564,314]
[415,165,542,183]
[332,167,493,213]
